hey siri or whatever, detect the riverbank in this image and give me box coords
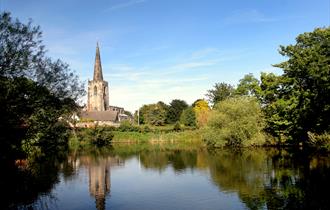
[69,126,330,152]
[69,128,204,150]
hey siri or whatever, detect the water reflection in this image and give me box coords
[67,154,124,210]
[2,146,329,210]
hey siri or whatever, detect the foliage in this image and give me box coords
[192,99,210,127]
[206,82,234,106]
[118,120,140,132]
[0,12,84,160]
[166,99,188,124]
[180,107,196,127]
[192,99,210,111]
[73,127,114,147]
[258,72,292,141]
[173,121,182,132]
[307,132,330,150]
[139,101,168,126]
[235,73,261,97]
[0,12,84,101]
[111,130,202,144]
[261,27,330,143]
[203,96,266,147]
[124,110,133,117]
[89,127,114,147]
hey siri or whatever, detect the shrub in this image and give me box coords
[173,121,182,132]
[89,127,114,147]
[203,96,266,147]
[140,125,152,133]
[118,121,140,132]
[307,132,330,150]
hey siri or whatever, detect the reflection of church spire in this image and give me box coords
[88,156,124,210]
[89,161,110,210]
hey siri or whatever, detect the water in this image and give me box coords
[2,145,330,210]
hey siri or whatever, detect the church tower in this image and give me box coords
[87,43,109,111]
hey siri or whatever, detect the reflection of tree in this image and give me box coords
[207,149,267,209]
[0,155,66,209]
[5,146,328,210]
[139,150,198,173]
[139,150,169,172]
[135,146,329,209]
[206,149,330,210]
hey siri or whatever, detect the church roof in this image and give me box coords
[93,42,103,81]
[80,111,118,122]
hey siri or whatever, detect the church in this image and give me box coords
[79,43,130,125]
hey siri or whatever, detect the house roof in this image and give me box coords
[80,111,118,122]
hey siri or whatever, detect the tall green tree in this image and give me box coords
[166,99,188,124]
[138,102,167,126]
[0,12,84,159]
[263,27,330,143]
[206,82,234,106]
[180,107,196,127]
[235,73,261,98]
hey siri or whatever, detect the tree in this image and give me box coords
[166,99,188,124]
[203,96,265,147]
[0,12,84,159]
[124,110,133,117]
[235,73,261,98]
[192,99,210,127]
[180,107,196,127]
[264,27,330,143]
[258,72,292,141]
[206,82,234,106]
[138,102,167,126]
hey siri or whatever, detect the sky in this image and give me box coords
[1,0,329,112]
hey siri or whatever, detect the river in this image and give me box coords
[2,144,330,210]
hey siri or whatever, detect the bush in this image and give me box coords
[118,121,140,132]
[140,125,152,133]
[173,121,182,132]
[307,132,330,150]
[203,96,266,147]
[89,127,114,147]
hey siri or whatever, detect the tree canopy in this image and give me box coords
[203,96,265,147]
[166,99,188,124]
[0,12,84,160]
[264,27,330,142]
[206,82,234,106]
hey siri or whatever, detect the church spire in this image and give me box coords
[93,42,103,81]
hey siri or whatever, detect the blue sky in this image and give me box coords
[1,0,329,112]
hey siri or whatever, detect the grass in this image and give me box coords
[69,128,204,151]
[112,130,203,145]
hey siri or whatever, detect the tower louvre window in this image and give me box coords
[94,86,97,96]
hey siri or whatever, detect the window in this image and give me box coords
[94,86,97,96]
